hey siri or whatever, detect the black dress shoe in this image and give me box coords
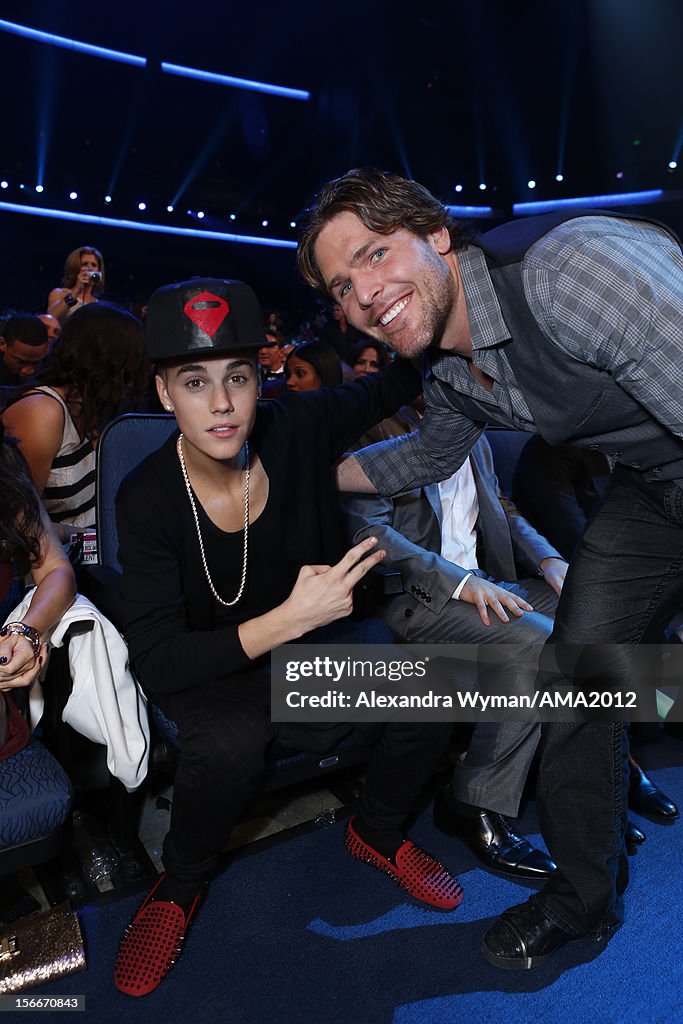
[434,786,557,879]
[481,899,574,970]
[628,756,680,823]
[625,820,646,855]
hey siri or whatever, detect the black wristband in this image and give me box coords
[63,292,78,308]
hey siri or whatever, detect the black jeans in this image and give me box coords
[534,467,683,937]
[153,619,452,892]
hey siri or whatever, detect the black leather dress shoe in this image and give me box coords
[434,786,557,879]
[481,900,575,970]
[628,756,680,823]
[625,820,646,855]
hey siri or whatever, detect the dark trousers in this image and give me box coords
[535,467,683,936]
[153,619,452,891]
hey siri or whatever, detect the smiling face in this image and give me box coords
[314,210,460,359]
[156,353,259,469]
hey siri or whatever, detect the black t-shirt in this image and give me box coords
[116,360,420,697]
[200,481,294,630]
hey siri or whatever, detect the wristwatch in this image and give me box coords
[0,621,42,657]
[63,292,78,308]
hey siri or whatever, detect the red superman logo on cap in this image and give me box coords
[183,291,229,338]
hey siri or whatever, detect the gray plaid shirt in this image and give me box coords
[356,215,683,495]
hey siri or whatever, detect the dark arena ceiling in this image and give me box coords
[1,0,682,312]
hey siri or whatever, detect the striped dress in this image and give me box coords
[27,386,96,530]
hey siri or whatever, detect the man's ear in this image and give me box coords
[430,225,452,255]
[155,373,172,411]
[0,337,6,354]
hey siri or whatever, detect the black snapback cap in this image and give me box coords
[145,278,271,362]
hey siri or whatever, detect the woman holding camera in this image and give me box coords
[47,245,105,324]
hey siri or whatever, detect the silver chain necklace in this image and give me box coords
[176,433,250,607]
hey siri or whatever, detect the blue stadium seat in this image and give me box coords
[485,427,533,497]
[0,737,73,876]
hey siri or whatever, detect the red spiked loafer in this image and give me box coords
[344,816,463,910]
[114,875,202,997]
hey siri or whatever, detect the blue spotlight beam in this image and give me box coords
[672,121,683,165]
[513,190,664,215]
[0,201,297,249]
[161,62,310,101]
[0,19,310,99]
[171,108,235,209]
[0,18,146,66]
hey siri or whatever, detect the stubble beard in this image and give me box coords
[370,250,457,359]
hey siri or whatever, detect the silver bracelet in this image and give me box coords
[1,621,42,657]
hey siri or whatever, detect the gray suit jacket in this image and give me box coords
[342,435,562,619]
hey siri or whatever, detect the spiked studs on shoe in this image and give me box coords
[114,875,203,997]
[344,816,463,910]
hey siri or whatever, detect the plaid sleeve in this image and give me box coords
[525,216,683,440]
[355,374,484,496]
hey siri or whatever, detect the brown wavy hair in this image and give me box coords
[285,340,342,388]
[21,303,149,438]
[297,167,473,298]
[62,245,105,294]
[345,338,391,372]
[0,422,44,574]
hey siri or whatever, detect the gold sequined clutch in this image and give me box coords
[0,902,86,994]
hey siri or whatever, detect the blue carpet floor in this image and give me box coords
[34,742,683,1024]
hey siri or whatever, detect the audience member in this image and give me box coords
[0,315,49,387]
[38,314,62,346]
[0,422,76,756]
[343,433,565,877]
[291,351,627,876]
[258,332,286,380]
[112,278,461,997]
[259,332,289,399]
[343,339,419,448]
[346,337,391,376]
[265,308,286,335]
[319,301,364,359]
[285,339,342,391]
[47,245,105,323]
[2,303,148,542]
